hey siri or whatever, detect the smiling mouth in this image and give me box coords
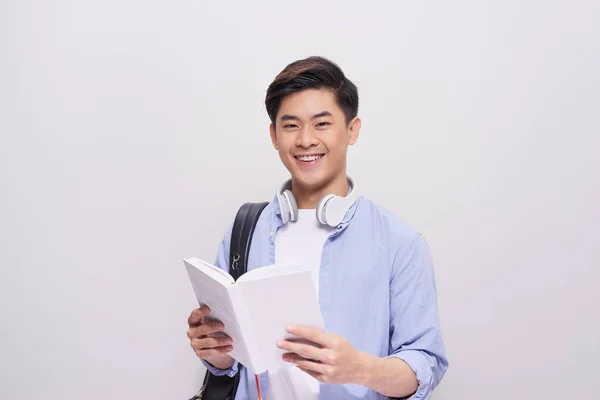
[294,154,324,162]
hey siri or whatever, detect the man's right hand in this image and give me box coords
[187,306,235,369]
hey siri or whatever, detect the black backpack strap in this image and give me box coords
[229,202,269,281]
[192,202,269,400]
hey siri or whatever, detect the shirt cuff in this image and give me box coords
[386,350,434,399]
[201,359,240,378]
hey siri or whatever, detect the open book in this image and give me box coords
[184,257,325,374]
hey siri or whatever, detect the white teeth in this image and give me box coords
[297,155,322,162]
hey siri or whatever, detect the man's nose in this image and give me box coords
[296,126,319,148]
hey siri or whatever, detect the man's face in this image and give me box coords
[270,89,360,193]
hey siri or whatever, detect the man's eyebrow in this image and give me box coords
[279,111,333,122]
[280,114,299,122]
[311,111,333,119]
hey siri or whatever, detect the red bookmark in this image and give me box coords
[255,374,263,400]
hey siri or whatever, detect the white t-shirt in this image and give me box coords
[267,209,335,400]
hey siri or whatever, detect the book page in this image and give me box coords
[238,266,325,374]
[184,257,235,286]
[237,263,311,283]
[184,259,253,369]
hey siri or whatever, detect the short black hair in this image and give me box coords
[265,56,359,126]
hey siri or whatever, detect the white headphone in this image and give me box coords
[276,176,358,227]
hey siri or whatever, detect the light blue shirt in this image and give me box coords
[203,194,448,399]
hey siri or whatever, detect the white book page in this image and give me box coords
[184,259,252,369]
[238,266,325,373]
[227,285,259,373]
[237,263,311,283]
[184,257,235,285]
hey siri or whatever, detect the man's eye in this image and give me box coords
[316,122,330,127]
[284,124,298,129]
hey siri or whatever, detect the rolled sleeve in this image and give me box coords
[388,234,449,399]
[387,350,434,399]
[202,359,240,378]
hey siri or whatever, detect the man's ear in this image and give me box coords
[270,123,278,150]
[348,116,361,145]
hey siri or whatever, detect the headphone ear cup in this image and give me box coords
[323,196,347,227]
[283,190,298,222]
[316,194,336,225]
[279,193,290,224]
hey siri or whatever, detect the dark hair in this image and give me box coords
[265,56,359,127]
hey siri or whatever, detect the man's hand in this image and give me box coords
[187,306,235,369]
[277,325,419,397]
[276,325,371,385]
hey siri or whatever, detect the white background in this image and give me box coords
[1,1,599,399]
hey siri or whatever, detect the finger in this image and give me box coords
[200,314,222,326]
[285,325,332,348]
[187,321,225,339]
[295,358,332,376]
[277,339,326,363]
[207,331,230,339]
[191,336,233,350]
[199,320,225,336]
[188,306,210,326]
[283,353,332,375]
[195,345,233,359]
[297,366,325,382]
[282,353,322,367]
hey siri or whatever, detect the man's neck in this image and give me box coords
[292,175,349,209]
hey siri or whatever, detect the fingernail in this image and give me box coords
[276,340,284,348]
[286,325,295,333]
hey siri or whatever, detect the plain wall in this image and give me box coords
[1,1,599,399]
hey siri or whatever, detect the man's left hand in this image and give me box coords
[276,325,370,385]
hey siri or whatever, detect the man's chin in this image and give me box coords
[291,172,333,192]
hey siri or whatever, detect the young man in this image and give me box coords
[187,56,448,399]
